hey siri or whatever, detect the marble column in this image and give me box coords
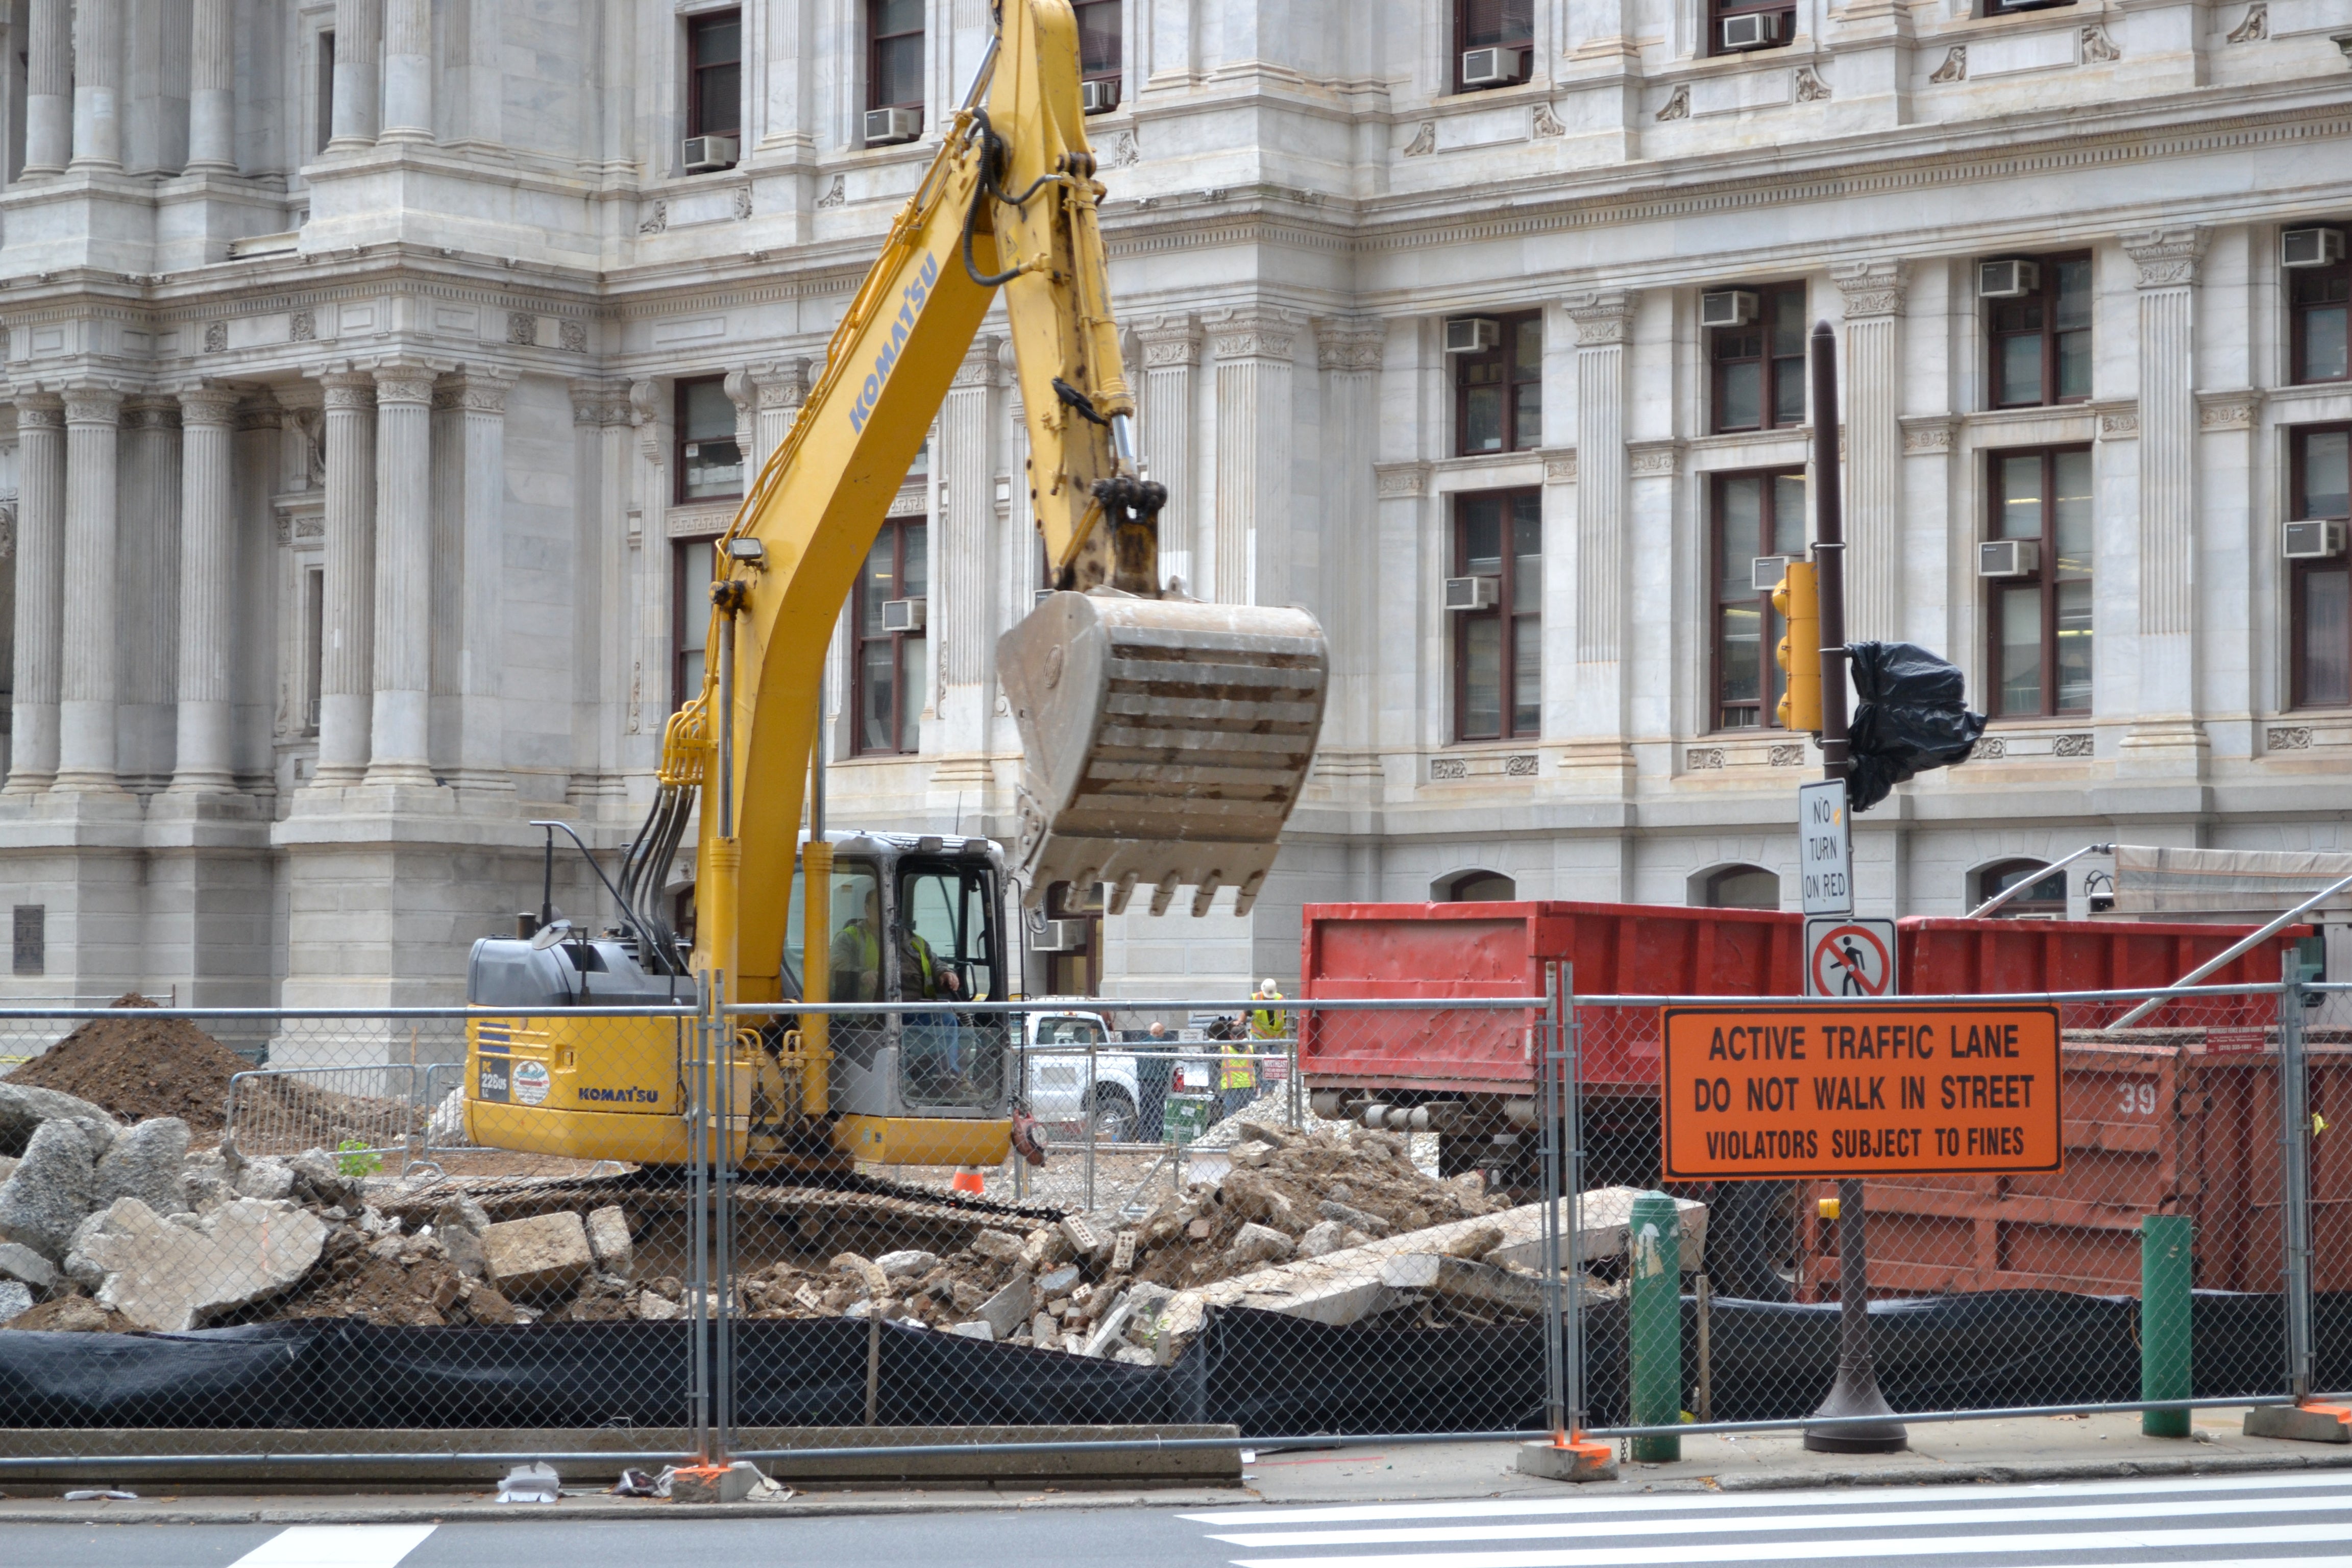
[169,388,241,793]
[724,369,758,492]
[119,399,183,792]
[2122,227,2209,763]
[379,0,433,143]
[69,0,125,173]
[329,0,383,152]
[449,371,512,791]
[935,338,1000,762]
[1832,259,1907,643]
[55,386,124,792]
[314,371,376,786]
[629,379,670,738]
[1312,318,1385,762]
[365,363,436,788]
[1207,307,1298,605]
[1135,315,1199,594]
[754,361,810,473]
[1566,290,1636,748]
[185,0,238,173]
[22,0,71,176]
[4,397,65,793]
[567,379,630,803]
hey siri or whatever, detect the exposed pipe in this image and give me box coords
[1964,843,2113,919]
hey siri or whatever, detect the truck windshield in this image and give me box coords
[896,860,1007,1109]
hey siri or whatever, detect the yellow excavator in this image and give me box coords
[460,0,1328,1170]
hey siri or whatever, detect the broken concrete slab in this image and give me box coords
[975,1272,1031,1341]
[874,1249,938,1281]
[0,1239,60,1295]
[231,1159,296,1203]
[0,1117,98,1261]
[479,1212,594,1298]
[2244,1404,2351,1443]
[71,1196,328,1332]
[1379,1252,1549,1314]
[584,1206,633,1279]
[1227,1221,1295,1266]
[0,1083,121,1160]
[948,1319,995,1341]
[969,1228,1024,1261]
[0,1280,30,1322]
[92,1117,190,1218]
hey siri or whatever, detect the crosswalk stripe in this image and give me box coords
[226,1525,439,1568]
[1182,1467,2352,1525]
[1205,1489,2352,1548]
[1224,1521,2352,1568]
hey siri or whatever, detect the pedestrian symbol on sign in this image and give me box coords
[1804,917,1898,998]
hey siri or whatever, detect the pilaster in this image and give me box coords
[364,362,438,790]
[167,386,241,795]
[68,0,124,173]
[935,336,1001,767]
[329,0,383,153]
[22,0,69,177]
[1207,306,1300,606]
[449,370,516,795]
[312,370,376,788]
[2120,226,2210,773]
[55,384,125,795]
[1565,289,1636,778]
[184,0,237,173]
[1312,317,1386,764]
[1833,258,1907,643]
[1135,315,1200,593]
[4,396,64,794]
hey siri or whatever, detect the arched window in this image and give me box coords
[1437,870,1517,902]
[1975,859,2066,917]
[1697,864,1780,911]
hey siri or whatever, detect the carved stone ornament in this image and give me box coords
[761,360,813,406]
[179,386,240,426]
[2079,24,2121,63]
[0,500,14,561]
[1629,442,1680,476]
[638,200,668,234]
[2099,407,2140,438]
[203,319,228,354]
[14,397,65,430]
[2269,725,2314,751]
[1314,318,1386,374]
[2198,394,2260,431]
[1655,85,1689,121]
[1106,130,1139,168]
[1929,46,1967,83]
[1685,747,1725,771]
[1768,743,1805,767]
[375,368,435,406]
[2052,732,2095,757]
[1375,462,1430,498]
[816,176,847,209]
[62,387,123,425]
[733,186,753,220]
[1975,736,2007,760]
[560,319,589,354]
[1429,756,1468,780]
[1531,102,1566,139]
[289,308,316,342]
[2226,4,2267,43]
[1900,418,1955,454]
[2122,226,2207,289]
[1138,316,1202,368]
[1565,289,1636,346]
[1832,258,1907,319]
[1206,306,1299,361]
[1545,452,1579,484]
[1403,121,1436,157]
[628,380,662,427]
[1504,754,1539,777]
[1794,66,1833,101]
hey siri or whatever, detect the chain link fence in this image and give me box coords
[0,981,2336,1475]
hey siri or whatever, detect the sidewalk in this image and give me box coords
[0,1408,2346,1525]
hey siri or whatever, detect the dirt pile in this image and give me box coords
[5,995,253,1135]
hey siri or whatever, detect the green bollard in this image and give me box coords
[2141,1213,2193,1437]
[1628,1191,1683,1462]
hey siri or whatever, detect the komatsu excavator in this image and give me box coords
[459,0,1328,1170]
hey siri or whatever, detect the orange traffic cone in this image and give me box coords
[951,1166,986,1195]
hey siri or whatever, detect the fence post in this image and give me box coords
[2279,952,2315,1405]
[2140,1214,2193,1437]
[688,979,713,1464]
[1539,964,1564,1439]
[1628,1191,1683,1462]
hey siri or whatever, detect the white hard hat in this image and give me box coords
[1260,978,1278,993]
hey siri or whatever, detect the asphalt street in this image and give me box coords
[8,1469,2352,1568]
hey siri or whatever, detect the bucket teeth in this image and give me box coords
[999,593,1330,915]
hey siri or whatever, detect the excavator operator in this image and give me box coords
[830,889,884,1003]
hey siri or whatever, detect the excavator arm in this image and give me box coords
[627,0,1328,1012]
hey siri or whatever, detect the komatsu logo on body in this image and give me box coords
[578,1085,660,1106]
[849,251,941,433]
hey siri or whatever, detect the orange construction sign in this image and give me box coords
[1661,1002,2063,1181]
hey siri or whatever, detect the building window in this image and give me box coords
[1075,0,1120,84]
[1438,870,1517,902]
[1454,0,1533,91]
[1709,0,1796,55]
[1454,312,1541,456]
[2290,240,2350,385]
[1987,447,2094,718]
[1699,865,1780,910]
[1988,254,2093,408]
[301,565,325,734]
[316,31,336,153]
[1453,489,1541,741]
[1711,470,1807,730]
[1975,859,2066,916]
[673,536,718,709]
[2290,425,2352,708]
[1710,283,1807,433]
[853,518,928,755]
[870,0,925,113]
[686,9,743,142]
[675,378,743,503]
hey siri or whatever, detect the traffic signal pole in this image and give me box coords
[1802,318,1908,1455]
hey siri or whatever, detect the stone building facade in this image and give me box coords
[0,0,2345,1006]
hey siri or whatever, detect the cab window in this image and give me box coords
[897,862,998,1002]
[815,860,884,1003]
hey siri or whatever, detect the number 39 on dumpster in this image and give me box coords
[1659,1002,2064,1181]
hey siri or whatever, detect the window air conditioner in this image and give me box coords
[1701,289,1761,329]
[1031,918,1090,953]
[1977,259,2041,299]
[881,598,927,633]
[1459,46,1529,88]
[682,135,739,173]
[2283,227,2347,270]
[1081,79,1120,114]
[2285,519,2347,560]
[1720,12,1780,50]
[1977,539,2041,578]
[1444,575,1501,611]
[1752,555,1794,593]
[1443,317,1501,354]
[863,106,923,146]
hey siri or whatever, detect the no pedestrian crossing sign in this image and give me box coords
[1659,1001,2064,1181]
[1806,916,1898,998]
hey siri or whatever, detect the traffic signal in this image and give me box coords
[1772,560,1822,734]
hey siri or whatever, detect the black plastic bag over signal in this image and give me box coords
[1844,641,1987,813]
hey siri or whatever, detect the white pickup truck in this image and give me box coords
[1020,1003,1145,1142]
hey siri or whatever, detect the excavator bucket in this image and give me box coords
[997,592,1328,918]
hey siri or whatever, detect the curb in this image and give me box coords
[5,1449,2352,1524]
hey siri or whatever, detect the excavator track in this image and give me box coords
[384,1166,1070,1232]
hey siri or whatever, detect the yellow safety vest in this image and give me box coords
[1220,1037,1258,1090]
[1250,995,1286,1040]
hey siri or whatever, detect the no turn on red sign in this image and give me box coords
[1806,917,1898,998]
